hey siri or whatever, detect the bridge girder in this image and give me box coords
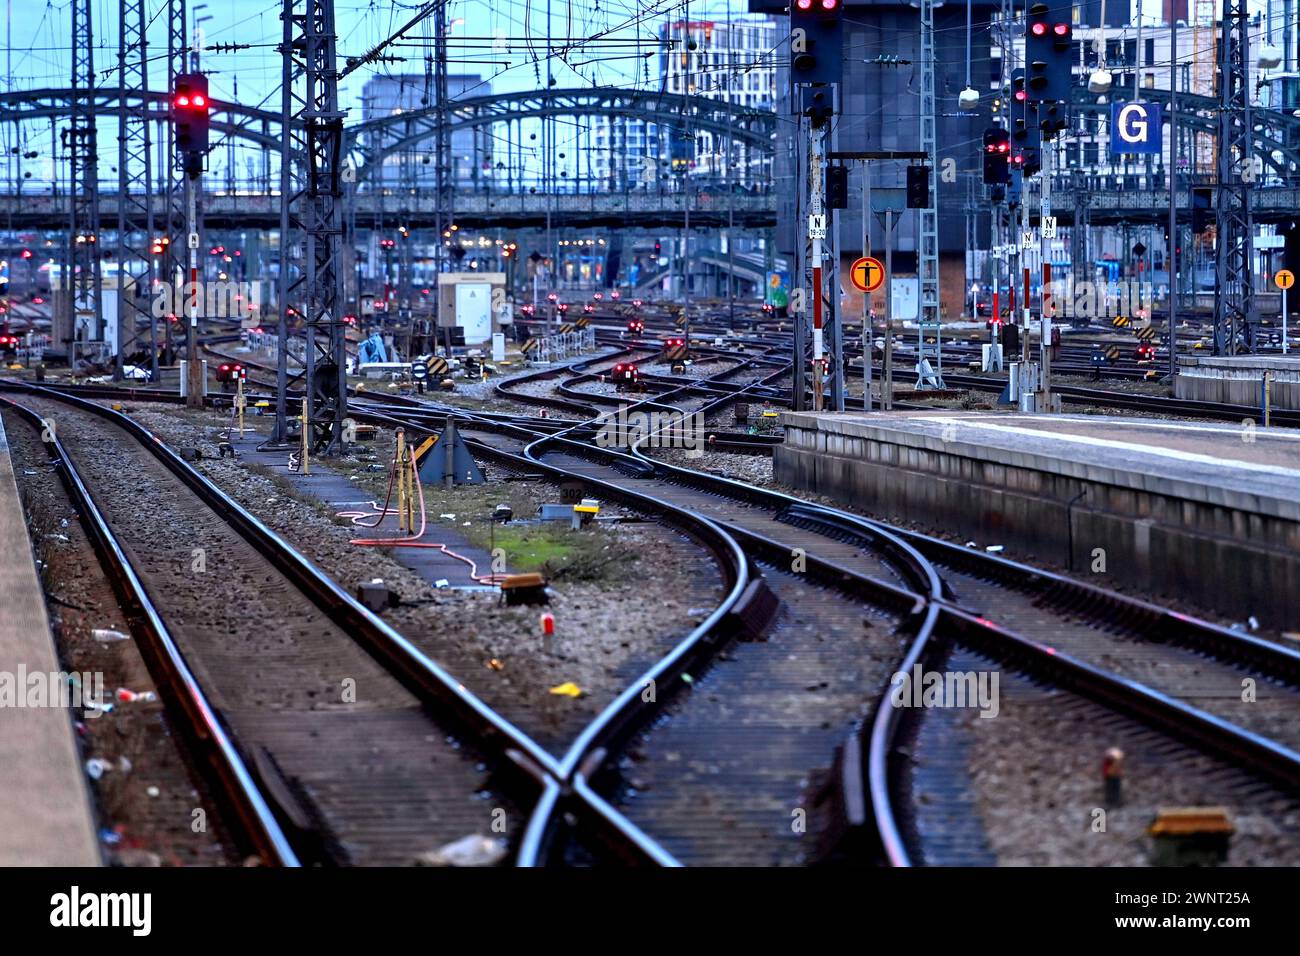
[0,88,283,151]
[345,87,776,180]
[3,84,1298,188]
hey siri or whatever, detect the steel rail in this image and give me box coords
[0,394,301,866]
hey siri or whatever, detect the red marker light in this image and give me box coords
[192,94,206,107]
[1015,90,1026,101]
[176,95,190,107]
[1053,23,1068,35]
[1031,22,1046,35]
[821,0,838,8]
[796,0,812,8]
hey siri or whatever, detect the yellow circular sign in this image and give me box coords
[1275,269,1294,290]
[850,256,885,293]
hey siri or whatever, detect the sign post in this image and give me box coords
[851,255,885,411]
[1277,269,1294,354]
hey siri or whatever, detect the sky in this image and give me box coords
[0,0,762,114]
[0,0,1284,189]
[0,0,1219,113]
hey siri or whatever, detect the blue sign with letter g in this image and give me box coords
[1110,102,1162,155]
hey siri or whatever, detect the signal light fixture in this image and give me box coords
[789,0,844,85]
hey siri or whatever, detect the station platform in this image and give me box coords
[776,411,1300,630]
[1175,354,1300,409]
[0,416,100,865]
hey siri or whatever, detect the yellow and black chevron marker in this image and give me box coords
[1111,315,1130,328]
[559,323,575,334]
[575,317,591,329]
[674,314,688,328]
[521,338,541,355]
[1104,344,1122,362]
[1134,326,1157,342]
[426,356,450,375]
[665,344,688,362]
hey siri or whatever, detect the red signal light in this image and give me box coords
[1031,22,1046,35]
[1015,90,1026,101]
[176,95,190,107]
[1053,23,1068,35]
[820,0,838,8]
[796,0,812,7]
[192,94,206,107]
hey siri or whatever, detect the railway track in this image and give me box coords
[23,331,1300,865]
[343,362,1300,864]
[2,383,750,866]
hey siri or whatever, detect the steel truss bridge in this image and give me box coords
[0,82,1298,232]
[0,86,776,231]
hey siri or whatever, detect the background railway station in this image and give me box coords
[0,0,1296,895]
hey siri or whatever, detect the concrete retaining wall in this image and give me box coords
[774,416,1300,630]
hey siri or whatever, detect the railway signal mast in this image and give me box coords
[1023,2,1071,411]
[790,0,842,411]
[173,72,210,407]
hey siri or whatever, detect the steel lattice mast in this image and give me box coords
[115,0,158,382]
[918,0,943,384]
[277,0,348,452]
[434,2,451,282]
[67,0,102,360]
[1214,0,1255,355]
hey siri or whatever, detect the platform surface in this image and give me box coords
[0,416,100,865]
[781,411,1300,521]
[1180,354,1300,372]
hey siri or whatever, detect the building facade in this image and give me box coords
[359,74,491,191]
[590,16,778,189]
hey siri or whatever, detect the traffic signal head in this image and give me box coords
[906,165,930,208]
[801,86,834,123]
[790,0,843,87]
[1025,3,1072,102]
[174,73,209,175]
[826,165,849,209]
[1011,146,1039,178]
[1039,101,1069,139]
[1010,69,1041,174]
[1192,186,1214,233]
[982,128,1010,185]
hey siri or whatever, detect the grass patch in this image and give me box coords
[477,524,575,571]
[462,520,639,584]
